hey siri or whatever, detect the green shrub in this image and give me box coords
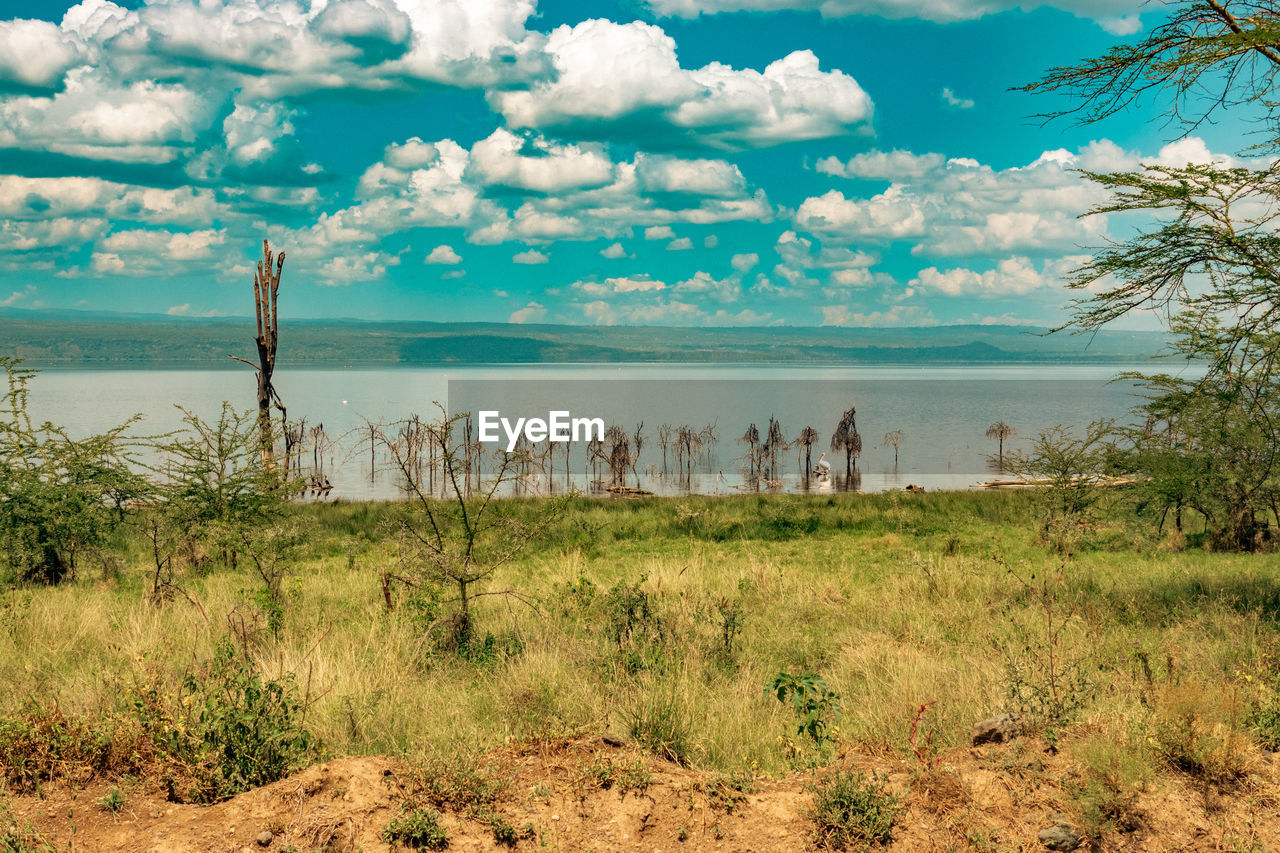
[382,805,449,849]
[0,803,55,853]
[174,638,316,802]
[806,769,899,850]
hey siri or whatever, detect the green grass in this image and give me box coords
[2,490,1279,783]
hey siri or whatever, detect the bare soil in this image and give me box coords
[7,737,1280,852]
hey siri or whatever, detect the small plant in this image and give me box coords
[624,686,692,765]
[714,597,744,665]
[174,637,316,802]
[806,768,899,850]
[96,786,126,814]
[767,672,843,750]
[0,803,55,853]
[908,702,941,771]
[1069,730,1154,839]
[382,804,449,849]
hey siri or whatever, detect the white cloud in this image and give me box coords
[0,18,81,90]
[793,139,1242,257]
[641,0,1145,32]
[731,252,759,272]
[600,242,627,258]
[940,87,974,109]
[317,251,401,285]
[674,270,738,301]
[0,285,35,307]
[468,128,615,193]
[645,225,676,240]
[704,234,718,248]
[90,227,226,275]
[819,303,934,327]
[816,150,946,180]
[667,237,693,251]
[509,301,547,323]
[513,248,549,264]
[489,20,872,149]
[166,303,221,317]
[425,245,462,264]
[910,255,1088,297]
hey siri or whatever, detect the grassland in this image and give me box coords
[2,490,1277,775]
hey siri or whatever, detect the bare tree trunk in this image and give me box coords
[231,239,285,465]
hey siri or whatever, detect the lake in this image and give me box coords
[25,363,1183,499]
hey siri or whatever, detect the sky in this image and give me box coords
[0,0,1263,328]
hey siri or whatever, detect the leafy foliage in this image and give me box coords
[768,672,843,749]
[806,768,899,851]
[0,358,148,584]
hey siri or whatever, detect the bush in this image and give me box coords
[806,768,899,850]
[171,638,317,802]
[381,805,449,849]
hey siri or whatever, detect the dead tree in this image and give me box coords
[764,416,785,481]
[831,405,862,478]
[230,239,286,463]
[882,429,903,468]
[795,426,818,478]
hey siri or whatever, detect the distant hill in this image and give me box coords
[0,308,1175,367]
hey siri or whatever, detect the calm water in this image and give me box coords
[27,364,1183,498]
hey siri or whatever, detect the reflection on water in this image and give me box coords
[26,363,1178,500]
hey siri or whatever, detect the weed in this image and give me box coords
[624,686,693,765]
[908,702,941,771]
[96,785,126,814]
[1069,730,1154,838]
[0,803,55,853]
[1151,681,1250,783]
[767,672,842,750]
[381,805,449,849]
[173,638,317,802]
[806,768,899,850]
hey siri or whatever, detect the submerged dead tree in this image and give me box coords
[230,239,286,463]
[831,406,862,478]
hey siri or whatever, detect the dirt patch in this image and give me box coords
[6,738,1280,851]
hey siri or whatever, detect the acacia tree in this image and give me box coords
[0,358,147,584]
[1024,0,1280,548]
[378,409,564,648]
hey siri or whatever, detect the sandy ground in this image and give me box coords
[6,736,1280,852]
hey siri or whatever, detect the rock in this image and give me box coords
[256,830,274,846]
[971,713,1021,745]
[1038,823,1080,852]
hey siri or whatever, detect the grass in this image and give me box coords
[2,489,1280,788]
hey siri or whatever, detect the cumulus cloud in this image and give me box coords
[940,86,974,109]
[0,18,82,92]
[509,301,547,323]
[794,139,1254,257]
[513,248,549,263]
[0,285,36,307]
[819,303,934,327]
[600,242,628,258]
[489,20,872,150]
[342,134,772,248]
[425,244,462,264]
[640,0,1145,32]
[911,255,1088,297]
[468,128,615,193]
[667,237,693,250]
[731,252,759,272]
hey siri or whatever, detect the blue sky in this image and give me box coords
[0,0,1260,327]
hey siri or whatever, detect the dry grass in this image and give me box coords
[2,490,1279,787]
